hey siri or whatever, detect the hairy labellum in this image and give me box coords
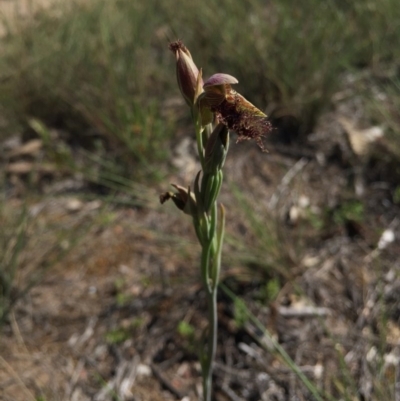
[212,87,272,151]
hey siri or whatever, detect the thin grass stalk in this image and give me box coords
[220,284,330,401]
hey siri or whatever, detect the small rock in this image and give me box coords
[8,139,43,158]
[65,198,84,212]
[377,229,395,250]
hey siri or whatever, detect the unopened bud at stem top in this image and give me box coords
[169,40,203,107]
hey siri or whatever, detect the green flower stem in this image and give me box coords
[195,117,205,168]
[203,287,218,401]
[208,203,217,243]
[200,238,212,294]
[201,173,215,207]
[211,204,225,288]
[193,108,226,401]
[194,222,205,247]
[199,203,225,401]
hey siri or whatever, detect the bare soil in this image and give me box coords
[1,105,400,401]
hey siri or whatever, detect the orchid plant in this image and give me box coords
[160,40,272,401]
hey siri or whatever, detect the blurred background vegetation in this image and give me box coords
[1,0,400,179]
[1,0,400,400]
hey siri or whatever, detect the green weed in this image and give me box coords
[0,197,94,325]
[333,200,364,225]
[105,327,131,345]
[177,321,195,338]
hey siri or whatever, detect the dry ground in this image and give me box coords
[1,107,400,400]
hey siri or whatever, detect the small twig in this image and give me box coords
[269,157,309,209]
[65,358,85,400]
[119,355,140,399]
[150,363,186,400]
[0,355,36,401]
[364,217,398,263]
[238,342,323,376]
[10,310,29,353]
[238,342,272,369]
[213,361,252,380]
[157,350,185,370]
[220,337,235,389]
[69,317,97,349]
[277,305,330,318]
[220,383,246,401]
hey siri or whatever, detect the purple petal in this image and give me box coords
[203,73,239,88]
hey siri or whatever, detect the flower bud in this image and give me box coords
[169,40,203,107]
[204,123,229,174]
[160,184,197,216]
